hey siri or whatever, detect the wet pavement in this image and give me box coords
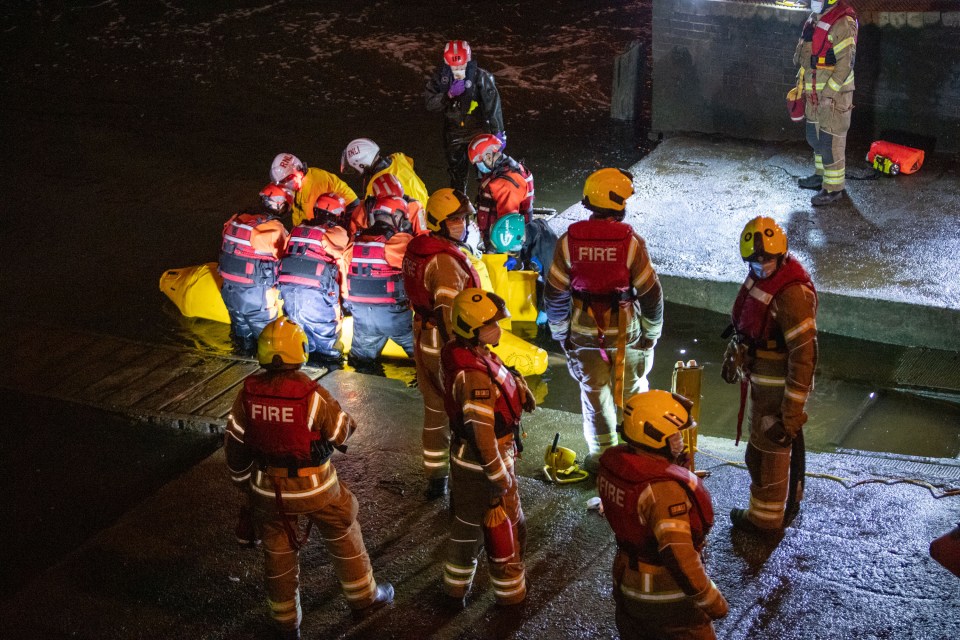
[1,371,957,639]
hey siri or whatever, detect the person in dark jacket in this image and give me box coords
[424,40,505,193]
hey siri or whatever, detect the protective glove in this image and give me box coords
[702,590,730,620]
[536,310,549,326]
[503,255,520,271]
[529,255,544,274]
[448,79,466,98]
[639,336,657,350]
[514,374,536,413]
[720,341,744,384]
[494,131,507,150]
[761,415,794,448]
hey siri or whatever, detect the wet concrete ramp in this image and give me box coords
[0,324,325,432]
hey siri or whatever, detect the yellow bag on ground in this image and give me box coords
[340,315,410,360]
[491,328,548,376]
[159,263,230,324]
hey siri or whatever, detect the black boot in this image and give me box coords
[811,189,845,206]
[354,582,395,619]
[797,174,823,190]
[424,477,449,500]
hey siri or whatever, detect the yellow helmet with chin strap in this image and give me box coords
[425,188,475,232]
[582,168,635,214]
[620,390,695,451]
[739,216,788,261]
[543,433,590,484]
[257,316,308,368]
[451,288,510,340]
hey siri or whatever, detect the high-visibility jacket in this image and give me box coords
[731,254,816,350]
[402,234,481,322]
[598,445,714,564]
[278,224,340,290]
[345,226,412,305]
[477,156,534,236]
[798,2,858,96]
[239,370,333,469]
[364,153,429,205]
[218,212,288,286]
[293,168,358,227]
[442,342,523,443]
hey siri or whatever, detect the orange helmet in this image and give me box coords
[312,192,347,225]
[443,40,471,67]
[260,183,293,213]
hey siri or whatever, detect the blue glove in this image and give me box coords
[536,310,548,326]
[504,255,520,271]
[530,255,543,274]
[448,79,466,98]
[495,131,507,150]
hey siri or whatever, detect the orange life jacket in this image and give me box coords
[278,224,339,290]
[219,212,281,286]
[345,231,406,305]
[476,158,534,235]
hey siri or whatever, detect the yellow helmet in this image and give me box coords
[582,168,635,214]
[739,216,788,261]
[620,390,695,450]
[257,316,308,367]
[425,188,475,232]
[543,444,590,484]
[451,288,510,340]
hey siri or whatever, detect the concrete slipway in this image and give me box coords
[1,137,959,639]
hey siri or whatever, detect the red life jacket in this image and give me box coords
[278,224,339,290]
[731,254,816,348]
[803,1,858,70]
[219,212,281,286]
[567,218,634,299]
[441,342,524,444]
[598,445,715,564]
[240,370,332,468]
[477,159,535,234]
[345,231,406,305]
[402,234,481,320]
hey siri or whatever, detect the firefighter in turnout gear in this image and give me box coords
[277,193,352,362]
[270,152,360,227]
[598,390,728,640]
[722,216,818,534]
[441,289,536,606]
[218,185,290,353]
[424,41,506,193]
[544,168,664,473]
[466,132,534,251]
[343,195,416,365]
[224,317,393,639]
[794,0,858,206]
[402,188,482,499]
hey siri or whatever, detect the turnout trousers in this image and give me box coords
[414,322,450,480]
[443,439,526,605]
[252,476,380,631]
[805,91,853,193]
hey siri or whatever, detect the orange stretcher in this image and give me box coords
[866,141,925,175]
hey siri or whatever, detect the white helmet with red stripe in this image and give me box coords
[370,195,408,227]
[443,40,471,67]
[312,192,347,225]
[341,138,380,174]
[370,173,405,199]
[270,153,306,191]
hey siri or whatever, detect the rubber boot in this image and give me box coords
[730,508,781,538]
[797,174,823,190]
[354,582,395,619]
[424,476,449,500]
[811,189,845,206]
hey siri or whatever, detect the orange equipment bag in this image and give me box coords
[866,141,924,176]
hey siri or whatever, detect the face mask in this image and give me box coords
[475,162,491,175]
[810,0,824,13]
[668,433,685,460]
[477,322,502,346]
[445,216,468,242]
[451,65,467,80]
[749,259,778,280]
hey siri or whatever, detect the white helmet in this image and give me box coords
[341,138,380,174]
[270,153,305,185]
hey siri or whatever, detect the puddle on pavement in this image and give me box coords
[170,299,960,460]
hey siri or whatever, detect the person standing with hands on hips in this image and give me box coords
[424,40,505,194]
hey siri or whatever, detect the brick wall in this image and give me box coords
[652,0,960,152]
